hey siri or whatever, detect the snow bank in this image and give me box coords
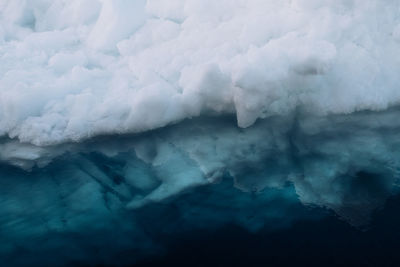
[1,0,400,145]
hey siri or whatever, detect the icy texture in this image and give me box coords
[0,160,317,266]
[1,109,400,265]
[1,2,400,264]
[2,108,400,226]
[1,0,400,145]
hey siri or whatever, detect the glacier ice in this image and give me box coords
[0,0,400,144]
[1,0,400,265]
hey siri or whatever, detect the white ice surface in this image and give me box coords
[1,0,400,145]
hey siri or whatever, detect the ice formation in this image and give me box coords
[1,0,400,145]
[2,110,400,265]
[1,1,400,265]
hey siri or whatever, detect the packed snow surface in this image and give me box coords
[1,0,400,145]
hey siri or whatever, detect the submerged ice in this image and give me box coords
[2,108,400,226]
[1,109,400,265]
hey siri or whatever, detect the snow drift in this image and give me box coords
[1,0,400,145]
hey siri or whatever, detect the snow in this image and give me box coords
[0,0,399,145]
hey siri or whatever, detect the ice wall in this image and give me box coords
[1,0,400,145]
[2,108,400,226]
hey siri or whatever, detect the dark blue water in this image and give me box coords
[133,194,400,267]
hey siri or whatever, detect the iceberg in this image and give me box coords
[1,0,400,265]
